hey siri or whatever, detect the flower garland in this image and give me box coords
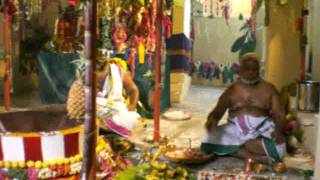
[0,0,19,31]
[0,0,17,15]
[0,136,132,179]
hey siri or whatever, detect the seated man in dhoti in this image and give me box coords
[96,58,140,137]
[201,53,286,164]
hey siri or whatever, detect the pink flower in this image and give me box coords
[68,0,77,6]
[27,168,37,180]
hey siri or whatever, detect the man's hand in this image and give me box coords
[271,131,286,144]
[205,119,217,132]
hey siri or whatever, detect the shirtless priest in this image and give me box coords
[201,53,286,164]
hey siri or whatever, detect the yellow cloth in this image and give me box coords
[109,57,128,71]
[138,43,145,64]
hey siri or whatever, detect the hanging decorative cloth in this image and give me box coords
[163,14,172,39]
[148,52,152,70]
[138,43,145,64]
[136,36,145,64]
[222,0,230,25]
[147,0,157,52]
[216,0,220,16]
[251,0,257,36]
[129,48,136,78]
[138,9,150,37]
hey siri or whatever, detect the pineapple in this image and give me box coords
[67,79,85,119]
[66,48,87,120]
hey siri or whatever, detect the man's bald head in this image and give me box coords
[239,53,261,85]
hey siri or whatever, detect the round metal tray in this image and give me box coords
[164,148,214,164]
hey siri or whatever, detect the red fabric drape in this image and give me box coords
[163,15,172,39]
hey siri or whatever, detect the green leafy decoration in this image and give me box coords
[239,39,256,59]
[231,19,256,60]
[7,168,28,180]
[114,165,149,180]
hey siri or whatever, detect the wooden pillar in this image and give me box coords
[3,9,11,111]
[81,0,97,179]
[154,0,163,143]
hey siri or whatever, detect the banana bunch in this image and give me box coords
[144,161,189,180]
[111,138,133,153]
[138,146,191,180]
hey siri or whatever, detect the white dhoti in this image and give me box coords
[201,115,286,162]
[96,64,140,137]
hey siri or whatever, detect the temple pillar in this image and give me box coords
[167,0,192,103]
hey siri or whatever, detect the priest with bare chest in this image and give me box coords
[201,53,286,164]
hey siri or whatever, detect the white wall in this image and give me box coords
[198,0,251,18]
[256,2,267,77]
[192,17,246,65]
[192,0,252,65]
[311,0,320,81]
[184,0,191,38]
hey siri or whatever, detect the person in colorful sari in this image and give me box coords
[201,53,286,164]
[96,58,140,137]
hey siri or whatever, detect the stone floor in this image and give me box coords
[131,85,225,147]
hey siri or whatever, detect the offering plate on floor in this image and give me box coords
[164,147,214,164]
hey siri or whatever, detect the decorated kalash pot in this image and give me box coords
[0,105,84,179]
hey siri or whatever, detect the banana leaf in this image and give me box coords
[114,165,149,180]
[231,34,246,52]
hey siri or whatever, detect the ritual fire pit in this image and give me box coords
[0,105,133,179]
[0,105,85,178]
